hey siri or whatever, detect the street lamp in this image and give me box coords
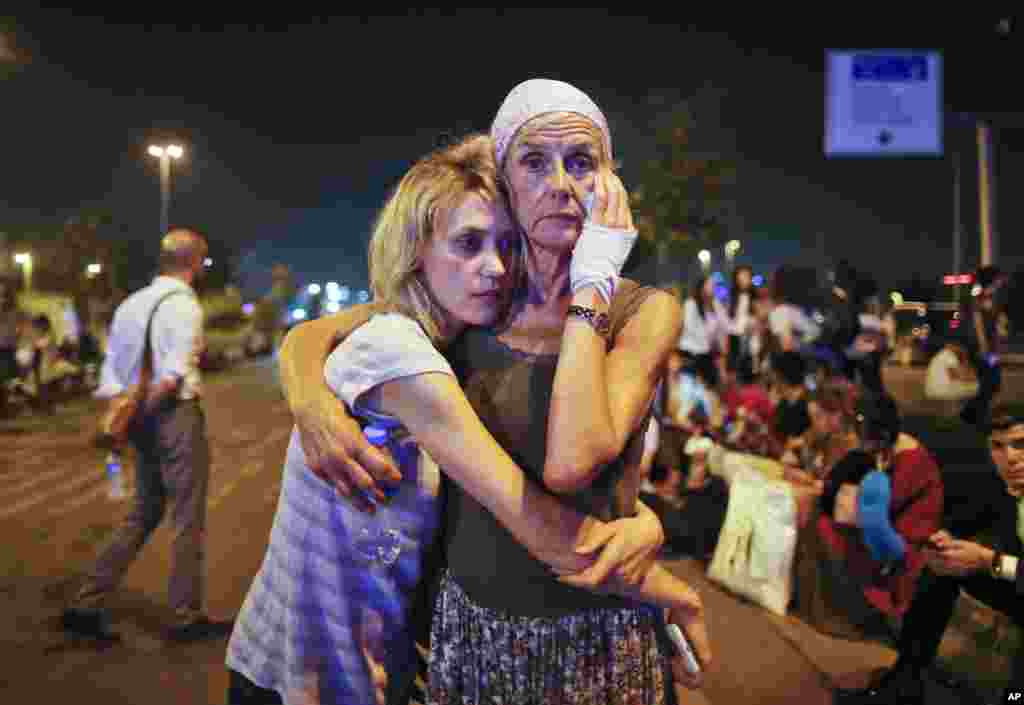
[147,143,185,235]
[86,262,102,277]
[697,249,711,272]
[13,252,32,291]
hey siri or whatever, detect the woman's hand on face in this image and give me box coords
[588,168,635,231]
[557,509,665,589]
[295,397,401,513]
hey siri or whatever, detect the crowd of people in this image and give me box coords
[0,280,100,416]
[53,75,1019,705]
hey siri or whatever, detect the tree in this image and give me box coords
[198,237,241,293]
[1,19,28,81]
[4,209,147,298]
[625,100,739,291]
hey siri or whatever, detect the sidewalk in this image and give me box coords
[0,551,1006,704]
[661,557,1004,705]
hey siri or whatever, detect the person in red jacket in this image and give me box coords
[792,391,944,640]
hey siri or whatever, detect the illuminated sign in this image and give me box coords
[942,274,974,285]
[825,50,942,157]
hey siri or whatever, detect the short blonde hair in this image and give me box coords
[368,133,514,345]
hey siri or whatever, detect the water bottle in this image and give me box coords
[105,450,126,500]
[352,423,404,569]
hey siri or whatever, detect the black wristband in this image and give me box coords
[567,305,610,337]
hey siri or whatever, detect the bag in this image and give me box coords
[96,291,187,449]
[707,468,798,615]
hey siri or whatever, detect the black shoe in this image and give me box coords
[60,608,120,642]
[833,663,924,704]
[165,614,235,643]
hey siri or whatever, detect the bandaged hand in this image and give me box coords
[570,170,637,304]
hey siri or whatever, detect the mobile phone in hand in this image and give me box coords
[665,623,701,675]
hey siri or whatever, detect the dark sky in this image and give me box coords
[2,11,1022,298]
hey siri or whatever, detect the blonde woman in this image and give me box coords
[228,133,702,705]
[278,80,711,704]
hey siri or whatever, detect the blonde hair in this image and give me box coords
[368,133,515,345]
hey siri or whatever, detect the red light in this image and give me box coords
[943,274,974,285]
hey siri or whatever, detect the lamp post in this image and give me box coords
[13,252,32,292]
[147,144,184,235]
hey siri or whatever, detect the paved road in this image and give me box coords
[881,361,1024,418]
[1,357,1018,704]
[1,356,293,704]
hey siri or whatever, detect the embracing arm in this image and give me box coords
[546,288,683,494]
[380,371,701,613]
[278,304,401,503]
[279,305,375,411]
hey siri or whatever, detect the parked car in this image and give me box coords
[887,300,968,366]
[199,289,272,370]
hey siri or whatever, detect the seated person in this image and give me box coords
[722,361,775,454]
[639,455,687,552]
[924,341,979,409]
[672,352,722,434]
[791,392,943,641]
[780,383,858,492]
[841,407,1024,705]
[28,314,80,413]
[821,450,908,573]
[769,351,811,457]
[641,435,727,560]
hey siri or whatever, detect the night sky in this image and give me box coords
[2,11,1021,299]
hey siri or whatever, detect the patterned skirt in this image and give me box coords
[427,570,672,705]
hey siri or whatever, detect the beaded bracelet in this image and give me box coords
[567,305,610,337]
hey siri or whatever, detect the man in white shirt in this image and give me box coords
[842,407,1024,704]
[63,229,228,642]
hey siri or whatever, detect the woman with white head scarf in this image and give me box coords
[279,79,709,704]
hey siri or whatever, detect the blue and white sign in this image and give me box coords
[825,50,942,157]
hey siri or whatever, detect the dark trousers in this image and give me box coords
[227,670,283,704]
[74,400,210,613]
[855,351,885,395]
[962,358,1002,426]
[899,567,1024,687]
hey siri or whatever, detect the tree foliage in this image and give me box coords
[625,101,739,289]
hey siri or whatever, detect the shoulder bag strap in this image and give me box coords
[139,290,191,390]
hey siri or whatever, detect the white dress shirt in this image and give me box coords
[95,276,203,401]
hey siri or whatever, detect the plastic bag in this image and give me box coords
[708,468,798,615]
